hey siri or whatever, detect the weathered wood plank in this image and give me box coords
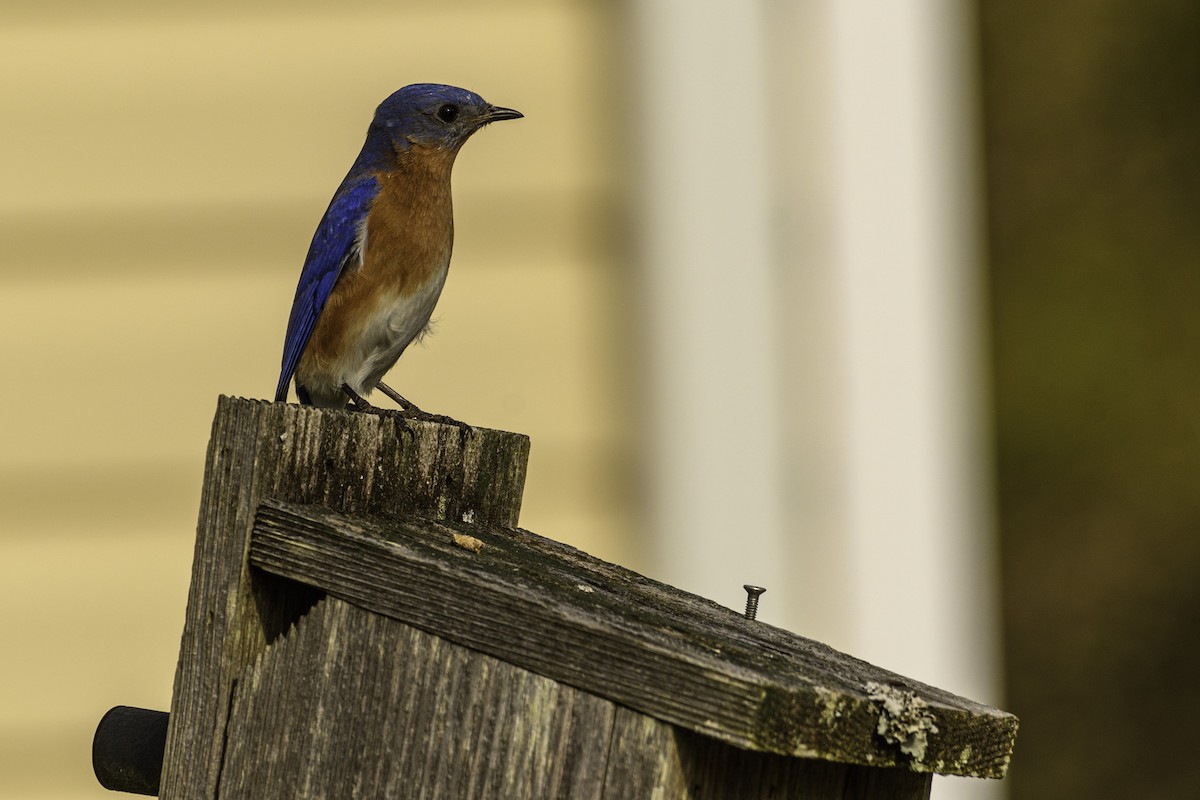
[599,706,920,800]
[219,595,617,799]
[160,397,530,800]
[249,500,1018,779]
[218,593,928,799]
[638,717,931,800]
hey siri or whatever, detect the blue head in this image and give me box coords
[351,84,521,172]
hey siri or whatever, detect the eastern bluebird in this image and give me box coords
[275,84,522,413]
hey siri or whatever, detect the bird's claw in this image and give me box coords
[399,406,475,439]
[343,383,473,439]
[374,381,474,439]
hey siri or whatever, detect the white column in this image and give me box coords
[627,0,791,615]
[822,3,1002,798]
[824,0,998,695]
[628,4,1003,797]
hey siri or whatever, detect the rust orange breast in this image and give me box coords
[300,147,457,373]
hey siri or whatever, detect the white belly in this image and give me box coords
[346,262,449,396]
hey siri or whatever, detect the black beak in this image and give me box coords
[483,105,523,123]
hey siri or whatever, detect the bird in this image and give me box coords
[274,83,522,417]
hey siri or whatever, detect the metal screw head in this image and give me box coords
[743,584,766,620]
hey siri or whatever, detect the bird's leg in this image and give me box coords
[342,383,415,437]
[375,381,414,410]
[341,384,376,412]
[376,380,475,437]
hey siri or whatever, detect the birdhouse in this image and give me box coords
[93,397,1017,798]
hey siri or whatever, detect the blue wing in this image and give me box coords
[275,176,380,402]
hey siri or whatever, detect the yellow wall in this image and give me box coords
[0,4,630,797]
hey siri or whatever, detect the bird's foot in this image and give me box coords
[341,384,415,436]
[403,407,476,437]
[376,381,475,438]
[341,385,375,413]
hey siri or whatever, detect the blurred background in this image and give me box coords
[1,1,1195,799]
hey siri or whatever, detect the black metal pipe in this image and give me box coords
[92,706,169,795]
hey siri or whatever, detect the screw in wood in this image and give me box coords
[743,585,766,620]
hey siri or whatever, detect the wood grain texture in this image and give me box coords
[218,594,930,799]
[219,595,616,800]
[600,705,916,800]
[249,500,1018,779]
[160,397,530,800]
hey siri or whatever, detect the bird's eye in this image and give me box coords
[435,104,459,123]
